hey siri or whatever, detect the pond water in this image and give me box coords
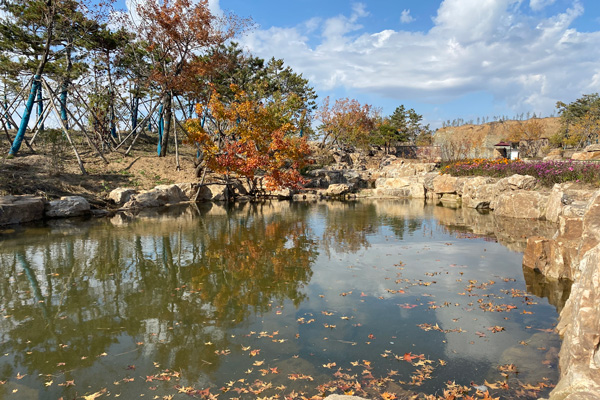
[0,200,568,399]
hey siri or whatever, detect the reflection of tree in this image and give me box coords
[0,202,317,385]
[320,202,379,256]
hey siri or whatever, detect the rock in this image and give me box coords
[326,183,354,196]
[270,188,294,199]
[544,148,564,160]
[550,243,600,400]
[496,174,538,192]
[109,188,137,205]
[493,191,549,219]
[546,184,568,223]
[577,191,600,270]
[125,191,161,208]
[45,196,91,218]
[175,183,200,200]
[440,193,461,203]
[207,185,231,202]
[332,150,351,165]
[154,184,187,203]
[422,172,438,193]
[0,195,45,225]
[293,193,321,201]
[523,237,572,280]
[462,177,497,209]
[193,185,214,201]
[572,148,600,160]
[230,180,249,196]
[584,144,600,152]
[432,174,458,193]
[307,169,344,186]
[375,177,411,189]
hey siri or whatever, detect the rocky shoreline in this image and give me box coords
[1,157,598,400]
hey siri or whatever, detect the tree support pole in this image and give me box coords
[42,80,86,175]
[9,75,40,156]
[43,80,108,164]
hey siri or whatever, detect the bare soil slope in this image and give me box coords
[0,135,199,208]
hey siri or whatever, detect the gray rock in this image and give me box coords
[496,174,538,192]
[207,185,231,202]
[45,196,91,218]
[494,191,549,219]
[0,195,45,225]
[109,188,137,205]
[326,183,354,196]
[154,184,187,203]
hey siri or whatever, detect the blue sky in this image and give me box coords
[117,0,600,128]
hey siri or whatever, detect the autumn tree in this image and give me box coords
[134,0,246,156]
[186,87,312,193]
[185,44,317,138]
[317,97,379,149]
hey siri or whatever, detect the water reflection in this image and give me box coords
[0,200,564,399]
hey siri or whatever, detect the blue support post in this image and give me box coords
[9,75,40,156]
[157,103,163,156]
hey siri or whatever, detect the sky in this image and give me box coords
[115,0,600,129]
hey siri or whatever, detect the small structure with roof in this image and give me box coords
[494,141,519,160]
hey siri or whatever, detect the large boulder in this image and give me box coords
[432,174,458,194]
[493,190,549,219]
[461,177,497,209]
[496,174,537,192]
[109,188,137,205]
[326,183,354,196]
[550,243,600,400]
[154,184,187,203]
[207,184,231,202]
[45,196,90,218]
[0,195,45,225]
[571,146,600,160]
[175,183,201,200]
[579,191,600,262]
[522,237,573,280]
[123,185,185,209]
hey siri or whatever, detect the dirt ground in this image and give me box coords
[0,133,201,208]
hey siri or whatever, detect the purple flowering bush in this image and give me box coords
[442,159,600,187]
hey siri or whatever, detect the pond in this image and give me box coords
[0,200,569,399]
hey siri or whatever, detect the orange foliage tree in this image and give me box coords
[186,86,312,193]
[317,97,379,149]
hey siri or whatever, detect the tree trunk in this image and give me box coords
[37,85,44,131]
[159,92,172,157]
[131,92,139,132]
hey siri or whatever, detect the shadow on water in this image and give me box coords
[0,200,566,399]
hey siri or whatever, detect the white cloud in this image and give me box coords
[238,0,597,118]
[530,0,558,11]
[400,9,415,24]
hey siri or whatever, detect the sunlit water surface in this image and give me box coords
[0,200,568,399]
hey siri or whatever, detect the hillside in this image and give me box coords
[434,117,561,159]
